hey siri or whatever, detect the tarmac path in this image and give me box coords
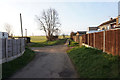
[11,44,77,78]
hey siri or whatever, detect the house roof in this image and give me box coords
[87,30,104,34]
[72,31,86,36]
[88,27,98,31]
[77,31,86,34]
[98,18,117,27]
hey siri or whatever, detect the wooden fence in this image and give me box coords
[73,29,120,56]
[0,38,25,64]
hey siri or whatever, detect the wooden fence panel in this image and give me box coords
[72,29,120,56]
[118,29,120,56]
[116,30,119,55]
[74,36,76,42]
[82,35,85,43]
[73,36,75,41]
[105,30,112,54]
[94,32,103,50]
[100,32,103,50]
[112,30,116,55]
[86,34,88,44]
[76,35,79,43]
[89,33,94,47]
[115,29,119,55]
[79,36,82,46]
[105,31,108,53]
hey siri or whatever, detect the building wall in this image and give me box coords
[116,17,120,27]
[99,24,111,30]
[0,32,8,39]
[88,27,98,31]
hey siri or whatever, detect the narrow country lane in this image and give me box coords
[10,44,78,78]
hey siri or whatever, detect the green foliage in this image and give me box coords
[68,46,120,78]
[2,47,36,79]
[29,39,67,47]
[0,64,1,79]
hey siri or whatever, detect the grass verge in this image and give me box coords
[29,39,67,47]
[2,47,36,79]
[67,46,120,78]
[67,39,79,47]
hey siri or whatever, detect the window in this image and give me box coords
[107,26,109,30]
[102,28,105,30]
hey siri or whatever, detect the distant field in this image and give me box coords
[29,36,70,42]
[30,36,47,42]
[59,36,70,39]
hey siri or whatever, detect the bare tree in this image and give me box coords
[4,23,13,36]
[36,8,61,41]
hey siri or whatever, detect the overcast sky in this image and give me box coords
[0,0,119,36]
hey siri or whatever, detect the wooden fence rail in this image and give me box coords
[0,38,25,64]
[73,29,120,56]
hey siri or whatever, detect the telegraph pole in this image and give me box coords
[20,13,23,37]
[25,29,27,37]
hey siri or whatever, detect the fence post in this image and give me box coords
[88,34,89,45]
[6,39,8,62]
[103,31,106,52]
[20,39,21,53]
[12,39,14,56]
[76,33,80,43]
[94,33,96,47]
[75,36,76,42]
[80,36,82,46]
[0,39,2,64]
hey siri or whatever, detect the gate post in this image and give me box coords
[103,31,106,52]
[94,33,96,48]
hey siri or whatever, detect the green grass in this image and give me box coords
[59,36,70,39]
[29,39,67,47]
[29,36,69,42]
[0,64,1,79]
[14,36,69,43]
[67,46,120,78]
[30,36,47,42]
[2,47,36,79]
[68,39,79,47]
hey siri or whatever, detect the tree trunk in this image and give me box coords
[46,35,53,41]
